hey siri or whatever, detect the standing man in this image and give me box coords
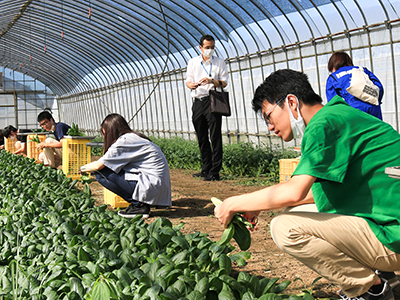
[215,69,400,300]
[37,111,70,169]
[186,34,229,181]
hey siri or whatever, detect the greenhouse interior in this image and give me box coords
[0,0,398,148]
[1,1,400,300]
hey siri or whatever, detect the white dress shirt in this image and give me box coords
[186,55,229,98]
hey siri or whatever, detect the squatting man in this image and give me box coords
[215,69,400,300]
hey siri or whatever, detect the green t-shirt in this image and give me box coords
[293,96,400,253]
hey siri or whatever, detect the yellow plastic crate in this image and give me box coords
[4,138,17,153]
[62,136,92,180]
[279,158,300,183]
[27,134,47,161]
[104,188,129,208]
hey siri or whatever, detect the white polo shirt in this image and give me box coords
[186,54,229,98]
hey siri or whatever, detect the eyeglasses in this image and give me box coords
[263,96,286,125]
[39,120,50,127]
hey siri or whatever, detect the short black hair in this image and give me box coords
[200,35,215,47]
[252,69,323,115]
[3,125,17,138]
[37,111,54,123]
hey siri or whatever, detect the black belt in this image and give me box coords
[194,96,210,101]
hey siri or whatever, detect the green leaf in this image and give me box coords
[288,296,304,300]
[218,289,236,300]
[194,276,209,295]
[208,276,223,293]
[171,236,190,250]
[92,280,111,299]
[43,286,58,300]
[165,269,183,285]
[229,251,252,262]
[187,290,206,300]
[160,290,179,300]
[172,250,189,265]
[242,291,257,300]
[156,264,174,279]
[70,277,84,296]
[259,293,281,300]
[250,275,260,296]
[144,284,162,297]
[219,275,246,297]
[263,277,280,294]
[218,223,235,246]
[82,273,96,288]
[218,254,232,275]
[116,268,131,288]
[301,294,316,300]
[273,280,291,293]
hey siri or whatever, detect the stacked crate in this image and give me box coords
[279,158,301,183]
[27,134,47,161]
[4,138,17,153]
[103,188,129,208]
[62,136,92,180]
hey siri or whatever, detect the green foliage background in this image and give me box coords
[91,135,299,182]
[151,137,299,182]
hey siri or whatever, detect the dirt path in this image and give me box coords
[89,168,399,299]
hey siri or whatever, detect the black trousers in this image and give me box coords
[192,97,223,176]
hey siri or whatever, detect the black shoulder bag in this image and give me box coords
[209,80,231,117]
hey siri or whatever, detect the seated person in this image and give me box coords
[79,113,171,218]
[37,111,70,168]
[0,130,4,150]
[3,125,32,156]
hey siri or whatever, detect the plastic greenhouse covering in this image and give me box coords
[1,0,400,147]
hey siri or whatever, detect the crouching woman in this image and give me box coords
[79,114,171,218]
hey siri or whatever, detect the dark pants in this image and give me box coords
[192,97,223,176]
[95,167,138,205]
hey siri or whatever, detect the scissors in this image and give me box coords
[250,216,258,227]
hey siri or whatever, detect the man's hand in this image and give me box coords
[199,77,213,86]
[187,82,200,90]
[37,142,46,150]
[214,196,239,228]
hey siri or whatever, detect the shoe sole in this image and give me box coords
[388,279,400,290]
[117,211,149,219]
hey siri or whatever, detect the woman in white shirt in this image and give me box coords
[80,114,171,218]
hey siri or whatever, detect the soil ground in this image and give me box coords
[87,168,400,300]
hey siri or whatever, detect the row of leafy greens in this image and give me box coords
[0,150,315,300]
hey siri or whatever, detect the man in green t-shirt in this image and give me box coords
[214,69,400,300]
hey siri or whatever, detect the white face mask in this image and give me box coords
[202,48,215,58]
[9,136,16,140]
[287,97,306,139]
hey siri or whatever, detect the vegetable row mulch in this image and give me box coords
[0,151,317,299]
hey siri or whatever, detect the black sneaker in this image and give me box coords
[338,278,394,300]
[376,271,400,290]
[118,203,150,219]
[192,172,207,178]
[203,174,220,181]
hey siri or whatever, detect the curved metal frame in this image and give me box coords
[1,0,399,137]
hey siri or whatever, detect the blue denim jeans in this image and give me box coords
[95,167,138,204]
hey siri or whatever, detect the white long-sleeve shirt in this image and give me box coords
[99,133,171,207]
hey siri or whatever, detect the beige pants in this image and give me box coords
[38,138,62,168]
[271,205,400,297]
